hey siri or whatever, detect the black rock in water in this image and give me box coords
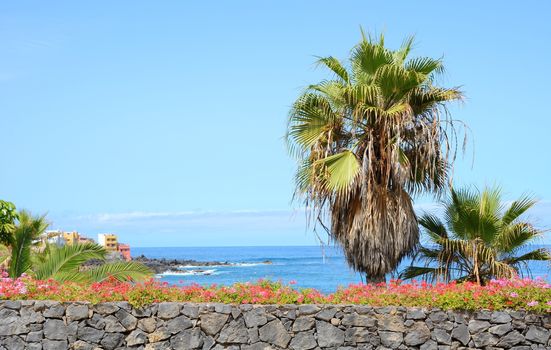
[132,255,233,274]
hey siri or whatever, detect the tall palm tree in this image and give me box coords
[401,186,551,284]
[287,32,463,282]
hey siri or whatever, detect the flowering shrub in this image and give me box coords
[1,271,550,313]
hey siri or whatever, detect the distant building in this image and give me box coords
[42,230,65,247]
[98,233,118,251]
[59,231,95,246]
[118,243,131,261]
[63,231,80,245]
[77,236,95,244]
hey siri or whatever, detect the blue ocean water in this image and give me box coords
[133,245,550,294]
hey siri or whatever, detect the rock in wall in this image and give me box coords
[0,301,550,349]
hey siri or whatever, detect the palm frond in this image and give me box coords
[419,213,448,239]
[503,248,551,265]
[399,266,438,281]
[84,261,152,282]
[393,35,415,64]
[501,194,537,226]
[9,211,49,278]
[0,244,9,265]
[315,151,360,193]
[494,222,543,253]
[33,242,106,281]
[405,57,444,76]
[316,56,350,83]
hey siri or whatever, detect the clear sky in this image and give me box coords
[1,1,550,246]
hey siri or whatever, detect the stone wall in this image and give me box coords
[0,301,550,350]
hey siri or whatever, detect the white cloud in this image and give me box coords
[47,200,551,247]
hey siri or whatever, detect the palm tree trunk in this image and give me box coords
[473,241,481,285]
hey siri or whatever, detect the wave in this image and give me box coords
[231,262,271,267]
[179,261,275,268]
[157,269,217,277]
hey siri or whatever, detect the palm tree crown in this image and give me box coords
[401,186,551,284]
[287,32,463,281]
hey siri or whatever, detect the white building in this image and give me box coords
[41,230,66,247]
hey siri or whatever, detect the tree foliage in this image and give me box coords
[0,204,152,283]
[401,186,551,284]
[33,242,152,283]
[0,200,18,246]
[287,32,463,281]
[9,210,48,278]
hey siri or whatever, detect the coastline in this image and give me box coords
[132,255,272,274]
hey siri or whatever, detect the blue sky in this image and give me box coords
[1,1,550,246]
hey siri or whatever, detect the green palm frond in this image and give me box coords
[446,187,482,240]
[316,56,350,83]
[393,35,415,64]
[409,87,463,115]
[503,248,551,266]
[84,261,152,283]
[479,186,503,219]
[403,185,547,284]
[405,57,444,76]
[501,194,537,226]
[351,38,393,79]
[9,211,49,278]
[374,64,424,101]
[33,242,106,281]
[316,151,360,193]
[0,244,9,265]
[49,270,89,283]
[494,222,542,253]
[419,213,448,239]
[399,266,439,281]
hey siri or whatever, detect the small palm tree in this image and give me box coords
[287,32,463,282]
[401,186,551,284]
[9,210,49,277]
[1,208,152,283]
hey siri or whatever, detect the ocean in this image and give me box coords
[133,245,551,294]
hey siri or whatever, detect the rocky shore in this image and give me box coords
[84,254,272,275]
[131,255,233,274]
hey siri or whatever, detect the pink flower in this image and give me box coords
[509,292,519,298]
[527,301,539,307]
[546,301,551,306]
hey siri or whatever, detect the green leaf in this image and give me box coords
[501,194,537,226]
[316,56,350,83]
[399,266,438,280]
[0,244,9,264]
[316,151,360,193]
[33,242,106,281]
[9,210,48,278]
[84,261,152,282]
